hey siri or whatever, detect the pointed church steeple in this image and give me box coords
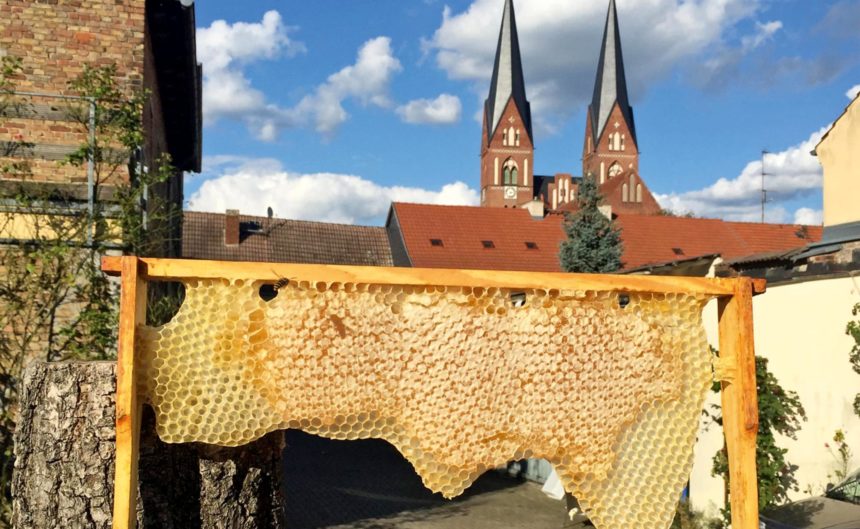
[484,0,532,144]
[589,0,636,147]
[479,0,535,208]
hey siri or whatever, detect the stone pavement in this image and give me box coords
[283,431,586,529]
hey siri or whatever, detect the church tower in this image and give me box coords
[480,0,534,208]
[582,0,659,214]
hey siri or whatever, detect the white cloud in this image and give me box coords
[740,20,782,52]
[848,84,860,100]
[197,11,305,139]
[198,13,403,140]
[291,37,403,135]
[187,157,478,225]
[793,208,823,225]
[655,126,828,223]
[396,94,462,124]
[425,0,762,131]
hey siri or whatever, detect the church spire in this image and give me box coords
[484,0,532,145]
[589,0,636,147]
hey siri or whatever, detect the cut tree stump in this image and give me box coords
[12,361,285,529]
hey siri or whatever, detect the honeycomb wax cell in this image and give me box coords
[136,278,714,529]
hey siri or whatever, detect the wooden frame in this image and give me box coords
[103,256,762,529]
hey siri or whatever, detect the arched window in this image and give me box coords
[502,128,508,146]
[608,162,622,178]
[629,174,636,198]
[502,158,518,185]
[636,183,642,203]
[620,134,626,151]
[608,133,615,151]
[507,127,516,146]
[515,129,521,146]
[622,183,629,203]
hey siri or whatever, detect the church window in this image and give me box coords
[636,183,642,203]
[515,129,521,146]
[621,134,626,151]
[608,162,622,178]
[503,158,518,185]
[622,183,629,203]
[507,127,516,146]
[629,174,636,199]
[502,128,508,146]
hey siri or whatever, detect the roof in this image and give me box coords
[390,203,565,272]
[182,211,393,266]
[589,0,636,146]
[485,0,532,144]
[389,203,823,272]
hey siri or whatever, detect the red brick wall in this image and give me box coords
[0,0,147,187]
[480,97,535,209]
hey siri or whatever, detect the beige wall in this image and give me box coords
[690,277,860,516]
[818,97,860,227]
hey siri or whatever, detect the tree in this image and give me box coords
[0,61,179,528]
[847,304,860,418]
[708,355,806,525]
[558,174,623,273]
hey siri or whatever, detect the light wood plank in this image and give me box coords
[101,256,738,296]
[112,257,147,529]
[718,277,760,529]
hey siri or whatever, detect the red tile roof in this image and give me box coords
[183,211,393,266]
[391,203,823,272]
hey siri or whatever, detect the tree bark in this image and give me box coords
[12,361,285,529]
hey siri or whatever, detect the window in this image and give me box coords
[525,242,538,250]
[621,134,626,151]
[430,239,443,247]
[608,162,622,178]
[515,129,521,147]
[622,183,629,202]
[481,240,495,249]
[502,128,509,146]
[503,158,518,185]
[636,183,642,203]
[507,127,515,146]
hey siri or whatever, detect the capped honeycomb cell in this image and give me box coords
[136,278,714,529]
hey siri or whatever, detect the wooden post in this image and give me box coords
[112,257,147,529]
[718,278,759,529]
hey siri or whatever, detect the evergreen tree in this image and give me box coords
[559,174,623,273]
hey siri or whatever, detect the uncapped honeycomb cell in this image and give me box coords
[136,278,714,529]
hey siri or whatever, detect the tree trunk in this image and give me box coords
[12,361,285,529]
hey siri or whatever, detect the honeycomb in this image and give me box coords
[136,277,714,529]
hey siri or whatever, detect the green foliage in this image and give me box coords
[709,356,806,524]
[558,174,623,273]
[847,304,860,417]
[671,500,723,529]
[826,429,853,484]
[0,61,182,527]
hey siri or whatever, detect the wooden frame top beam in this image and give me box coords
[102,257,765,297]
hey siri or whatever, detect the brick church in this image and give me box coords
[184,0,821,274]
[480,0,661,216]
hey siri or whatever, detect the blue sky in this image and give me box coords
[185,0,860,226]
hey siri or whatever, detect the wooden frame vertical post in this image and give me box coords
[718,277,759,529]
[112,257,147,529]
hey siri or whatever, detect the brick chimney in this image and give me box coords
[225,209,240,246]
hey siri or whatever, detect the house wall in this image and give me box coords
[818,98,860,227]
[690,277,860,516]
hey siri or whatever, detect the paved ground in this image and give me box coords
[283,431,586,529]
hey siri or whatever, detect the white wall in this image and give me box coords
[690,277,860,516]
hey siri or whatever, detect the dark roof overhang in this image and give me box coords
[147,0,202,173]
